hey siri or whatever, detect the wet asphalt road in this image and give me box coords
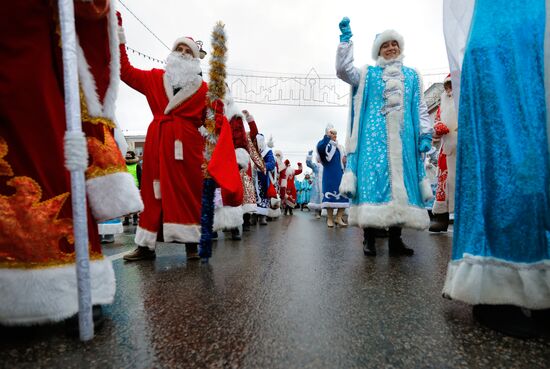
[1,210,549,368]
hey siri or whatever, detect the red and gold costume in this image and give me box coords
[0,0,142,325]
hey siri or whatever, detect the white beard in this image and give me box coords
[165,52,202,90]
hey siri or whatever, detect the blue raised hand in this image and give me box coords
[339,17,353,43]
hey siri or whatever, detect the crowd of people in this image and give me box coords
[1,0,549,341]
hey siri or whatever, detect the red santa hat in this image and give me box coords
[443,73,452,88]
[172,36,200,58]
[371,29,404,60]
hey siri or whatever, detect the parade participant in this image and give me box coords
[212,90,251,240]
[267,138,282,220]
[275,150,287,214]
[317,125,349,227]
[123,150,141,226]
[336,18,433,256]
[429,75,457,233]
[253,134,277,225]
[297,173,313,211]
[243,110,263,228]
[442,0,550,337]
[0,0,143,325]
[282,159,303,215]
[306,150,323,219]
[118,13,207,261]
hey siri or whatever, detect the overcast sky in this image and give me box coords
[115,0,449,175]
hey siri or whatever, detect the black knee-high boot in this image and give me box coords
[363,227,377,256]
[388,227,414,256]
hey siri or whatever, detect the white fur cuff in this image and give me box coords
[245,115,255,123]
[420,178,433,202]
[339,171,357,197]
[87,172,144,221]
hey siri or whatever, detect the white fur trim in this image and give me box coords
[118,26,126,45]
[153,179,161,200]
[267,207,281,218]
[213,206,244,231]
[431,200,448,215]
[376,54,405,67]
[86,172,144,221]
[135,226,157,250]
[281,178,288,188]
[339,170,357,197]
[76,5,120,121]
[235,148,250,170]
[98,221,123,235]
[420,178,433,202]
[242,203,257,214]
[245,115,255,123]
[0,259,115,325]
[346,65,368,154]
[321,202,350,209]
[443,254,550,309]
[171,37,200,58]
[307,202,322,210]
[163,223,201,243]
[371,29,405,61]
[163,73,202,114]
[348,202,429,230]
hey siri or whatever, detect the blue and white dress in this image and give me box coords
[442,0,550,308]
[336,42,433,229]
[306,153,323,210]
[317,135,349,209]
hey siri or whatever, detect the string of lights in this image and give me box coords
[118,0,171,51]
[125,45,166,65]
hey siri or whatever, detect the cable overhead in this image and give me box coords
[118,0,171,51]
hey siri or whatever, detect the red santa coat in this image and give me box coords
[283,164,303,207]
[432,92,458,214]
[0,1,142,325]
[120,44,208,247]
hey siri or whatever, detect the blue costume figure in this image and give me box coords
[253,133,277,225]
[298,174,313,210]
[306,150,323,218]
[442,0,550,337]
[336,18,433,256]
[316,125,349,228]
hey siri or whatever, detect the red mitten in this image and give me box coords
[434,121,450,136]
[116,11,123,26]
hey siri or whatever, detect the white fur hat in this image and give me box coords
[371,30,404,60]
[172,37,200,58]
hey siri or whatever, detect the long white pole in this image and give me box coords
[57,0,94,341]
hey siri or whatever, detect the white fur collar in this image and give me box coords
[376,54,405,67]
[163,73,203,114]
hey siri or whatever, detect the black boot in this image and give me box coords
[429,212,449,233]
[250,214,257,225]
[230,228,242,240]
[363,228,376,256]
[243,214,251,232]
[388,227,414,256]
[259,215,268,225]
[473,305,542,339]
[132,213,139,226]
[185,243,200,260]
[289,207,293,215]
[122,216,130,226]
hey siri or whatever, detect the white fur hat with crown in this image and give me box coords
[371,30,404,61]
